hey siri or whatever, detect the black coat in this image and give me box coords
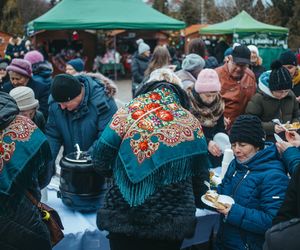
[273,165,300,225]
[131,53,150,84]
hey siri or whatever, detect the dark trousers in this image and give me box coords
[108,233,183,250]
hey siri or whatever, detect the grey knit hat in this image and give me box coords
[9,86,39,111]
[137,39,150,55]
[182,53,205,71]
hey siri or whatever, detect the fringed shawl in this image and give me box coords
[0,115,49,194]
[99,87,210,206]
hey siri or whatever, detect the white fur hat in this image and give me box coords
[247,45,259,57]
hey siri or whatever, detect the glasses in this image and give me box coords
[0,68,6,71]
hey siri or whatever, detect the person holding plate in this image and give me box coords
[246,60,299,142]
[215,115,289,250]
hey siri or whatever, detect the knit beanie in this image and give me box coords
[194,69,221,93]
[182,53,205,71]
[6,59,32,77]
[269,60,292,91]
[51,74,82,102]
[229,115,265,149]
[224,47,233,57]
[24,50,44,65]
[0,59,9,69]
[247,45,259,57]
[279,50,297,66]
[67,58,84,72]
[136,39,150,55]
[9,86,39,111]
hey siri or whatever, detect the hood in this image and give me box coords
[235,142,285,172]
[85,72,117,97]
[32,61,53,76]
[0,92,19,130]
[258,70,276,98]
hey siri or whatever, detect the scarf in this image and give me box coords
[100,87,209,206]
[187,87,225,128]
[0,115,49,194]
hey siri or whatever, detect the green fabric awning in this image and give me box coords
[200,11,288,35]
[28,0,185,32]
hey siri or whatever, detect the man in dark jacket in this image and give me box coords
[46,74,118,165]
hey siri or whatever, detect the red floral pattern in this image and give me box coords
[0,116,36,172]
[110,88,204,163]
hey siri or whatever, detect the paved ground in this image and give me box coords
[114,78,132,106]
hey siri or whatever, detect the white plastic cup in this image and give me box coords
[221,148,234,179]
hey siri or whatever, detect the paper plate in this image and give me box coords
[213,133,231,153]
[201,194,235,209]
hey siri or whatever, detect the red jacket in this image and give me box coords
[216,63,256,129]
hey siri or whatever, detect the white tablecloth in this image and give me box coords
[46,178,219,250]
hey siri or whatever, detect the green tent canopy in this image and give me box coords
[28,0,185,32]
[200,11,288,35]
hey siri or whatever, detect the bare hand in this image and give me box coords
[274,124,286,134]
[208,141,222,157]
[296,96,300,103]
[285,131,300,147]
[216,203,232,216]
[276,141,293,154]
[224,117,231,130]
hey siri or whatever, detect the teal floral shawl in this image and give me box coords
[0,115,49,194]
[99,87,210,206]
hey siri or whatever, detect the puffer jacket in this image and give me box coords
[246,71,299,140]
[216,143,289,250]
[131,53,150,84]
[32,61,53,87]
[46,75,117,161]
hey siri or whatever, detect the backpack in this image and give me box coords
[263,218,300,250]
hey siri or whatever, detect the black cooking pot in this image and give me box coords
[58,151,107,212]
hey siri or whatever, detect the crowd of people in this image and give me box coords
[1,36,300,250]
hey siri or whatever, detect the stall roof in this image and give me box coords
[28,0,185,32]
[200,11,288,35]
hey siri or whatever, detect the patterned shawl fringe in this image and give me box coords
[114,155,207,207]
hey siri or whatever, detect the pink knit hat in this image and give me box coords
[6,59,32,77]
[194,69,221,93]
[24,50,44,65]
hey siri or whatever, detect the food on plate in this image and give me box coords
[209,171,215,179]
[204,190,219,203]
[284,122,300,130]
[204,190,228,209]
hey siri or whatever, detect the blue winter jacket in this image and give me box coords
[281,146,300,175]
[32,61,53,88]
[216,143,289,250]
[46,75,118,161]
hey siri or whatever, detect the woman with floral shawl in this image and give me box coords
[93,68,210,250]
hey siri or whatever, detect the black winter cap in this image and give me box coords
[229,115,265,150]
[269,60,292,91]
[232,45,251,65]
[51,74,82,102]
[279,50,297,66]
